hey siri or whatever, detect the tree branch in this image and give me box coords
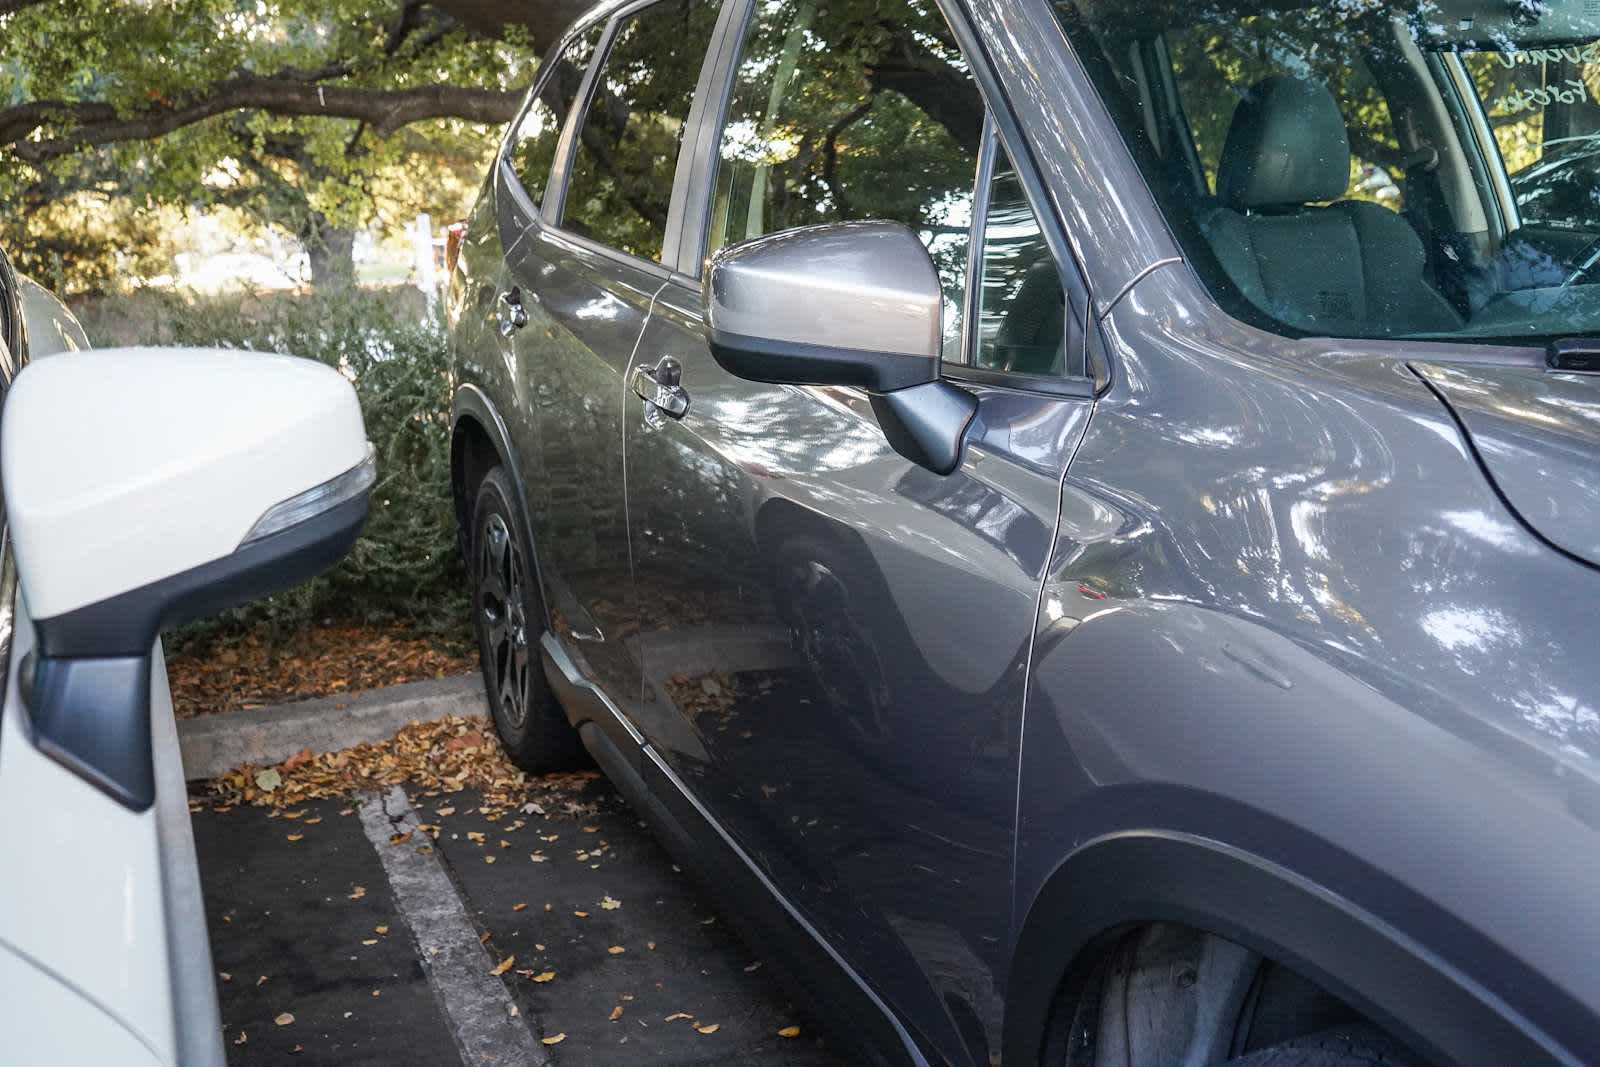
[2,76,525,164]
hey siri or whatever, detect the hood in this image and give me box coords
[1413,360,1600,568]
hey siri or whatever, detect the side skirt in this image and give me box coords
[540,632,929,1067]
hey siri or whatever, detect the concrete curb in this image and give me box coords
[177,672,487,781]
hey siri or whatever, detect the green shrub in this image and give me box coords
[79,287,468,650]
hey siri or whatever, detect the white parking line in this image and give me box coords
[358,786,550,1066]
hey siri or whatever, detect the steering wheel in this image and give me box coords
[1561,234,1600,287]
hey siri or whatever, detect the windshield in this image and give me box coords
[1054,0,1600,346]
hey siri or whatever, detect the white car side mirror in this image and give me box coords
[1,347,374,809]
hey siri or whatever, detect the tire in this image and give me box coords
[1223,1023,1421,1066]
[469,466,582,772]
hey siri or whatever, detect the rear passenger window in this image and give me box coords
[708,0,985,361]
[506,23,605,204]
[561,0,719,261]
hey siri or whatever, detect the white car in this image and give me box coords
[0,246,373,1064]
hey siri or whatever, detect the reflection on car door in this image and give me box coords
[627,32,1095,1053]
[625,262,1092,1067]
[500,0,720,727]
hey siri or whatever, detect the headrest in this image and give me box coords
[1216,76,1351,210]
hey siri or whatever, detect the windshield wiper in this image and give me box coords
[1547,338,1600,373]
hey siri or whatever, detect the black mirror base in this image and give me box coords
[22,652,154,810]
[19,493,369,811]
[870,380,979,476]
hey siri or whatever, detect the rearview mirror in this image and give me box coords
[1,348,373,809]
[704,222,977,475]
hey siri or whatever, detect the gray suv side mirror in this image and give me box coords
[703,221,977,475]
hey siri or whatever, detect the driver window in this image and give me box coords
[974,150,1069,376]
[706,0,985,363]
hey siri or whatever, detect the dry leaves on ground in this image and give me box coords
[167,622,475,718]
[203,714,599,820]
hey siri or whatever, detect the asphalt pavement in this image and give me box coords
[193,774,847,1066]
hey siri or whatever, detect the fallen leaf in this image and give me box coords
[607,945,625,955]
[512,903,528,912]
[490,956,515,976]
[285,833,304,842]
[695,1023,721,1035]
[574,911,589,918]
[665,1012,694,1022]
[349,886,366,901]
[362,939,378,946]
[256,976,269,987]
[375,925,389,935]
[436,807,456,817]
[275,1013,295,1026]
[601,896,621,910]
[303,817,322,825]
[532,971,556,983]
[219,972,232,982]
[255,769,281,792]
[234,1031,248,1046]
[282,749,314,771]
[609,1005,624,1021]
[389,831,412,846]
[778,1025,801,1038]
[541,1034,566,1046]
[484,855,496,864]
[582,826,599,833]
[647,941,656,951]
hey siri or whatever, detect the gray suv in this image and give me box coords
[445,2,1600,1064]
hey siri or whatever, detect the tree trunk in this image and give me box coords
[304,215,356,289]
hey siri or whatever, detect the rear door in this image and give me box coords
[499,0,723,738]
[622,4,1096,1061]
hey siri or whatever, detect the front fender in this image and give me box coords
[1004,823,1567,1067]
[1011,600,1596,1067]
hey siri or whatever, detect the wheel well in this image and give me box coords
[1042,921,1375,1066]
[1004,832,1560,1067]
[451,414,500,556]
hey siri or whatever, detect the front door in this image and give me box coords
[623,4,1095,1061]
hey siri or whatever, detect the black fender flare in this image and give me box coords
[450,383,551,630]
[1002,830,1576,1067]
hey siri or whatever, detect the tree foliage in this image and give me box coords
[0,0,583,290]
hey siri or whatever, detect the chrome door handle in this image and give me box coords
[631,357,690,422]
[497,288,528,336]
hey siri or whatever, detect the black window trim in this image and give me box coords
[537,0,730,275]
[663,0,751,280]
